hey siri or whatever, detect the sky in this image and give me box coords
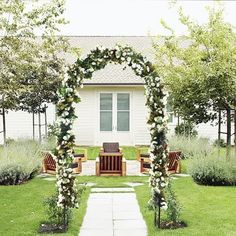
[59,0,236,36]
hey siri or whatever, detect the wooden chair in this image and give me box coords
[96,142,126,176]
[74,147,88,162]
[167,151,182,174]
[140,151,182,174]
[42,152,82,174]
[136,147,150,162]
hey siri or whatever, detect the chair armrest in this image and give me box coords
[100,148,104,152]
[119,148,123,152]
[136,148,141,161]
[73,157,81,163]
[80,148,88,160]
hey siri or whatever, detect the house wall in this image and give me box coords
[74,86,151,146]
[0,92,230,146]
[0,104,56,144]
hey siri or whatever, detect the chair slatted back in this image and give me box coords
[44,152,56,171]
[168,151,181,172]
[99,155,122,174]
[103,142,119,153]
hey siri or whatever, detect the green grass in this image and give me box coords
[0,176,236,236]
[0,177,90,236]
[135,177,236,236]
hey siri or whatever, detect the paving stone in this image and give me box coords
[91,188,134,193]
[79,182,96,187]
[89,193,113,199]
[124,182,144,187]
[114,229,147,236]
[113,211,142,220]
[174,173,190,177]
[79,229,113,236]
[84,211,112,220]
[113,219,146,229]
[43,178,56,181]
[113,205,140,213]
[81,219,113,229]
[91,188,114,192]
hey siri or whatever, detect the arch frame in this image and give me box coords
[55,44,169,213]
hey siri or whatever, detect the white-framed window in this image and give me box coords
[167,98,174,123]
[99,93,130,132]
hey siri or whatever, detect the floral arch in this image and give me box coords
[55,45,169,223]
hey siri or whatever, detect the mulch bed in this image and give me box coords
[38,223,67,234]
[160,220,187,229]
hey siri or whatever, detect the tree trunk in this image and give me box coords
[2,108,6,145]
[218,109,221,157]
[32,112,35,140]
[234,106,236,157]
[44,108,48,138]
[38,110,41,142]
[226,108,231,146]
[226,108,231,158]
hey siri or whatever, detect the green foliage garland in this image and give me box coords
[56,45,169,212]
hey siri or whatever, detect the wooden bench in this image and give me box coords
[96,143,126,176]
[42,152,82,174]
[140,151,182,174]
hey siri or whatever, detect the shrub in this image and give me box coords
[188,153,236,186]
[168,135,213,159]
[43,194,72,226]
[0,139,42,185]
[175,122,198,137]
[40,185,85,233]
[166,180,181,223]
[213,138,227,147]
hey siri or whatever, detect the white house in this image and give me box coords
[0,36,228,145]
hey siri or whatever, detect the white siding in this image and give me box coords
[74,87,97,145]
[0,104,56,144]
[132,87,150,145]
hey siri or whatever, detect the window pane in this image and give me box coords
[100,111,112,131]
[117,111,129,131]
[117,94,129,110]
[168,113,173,123]
[100,93,112,110]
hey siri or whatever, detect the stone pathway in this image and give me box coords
[79,188,147,236]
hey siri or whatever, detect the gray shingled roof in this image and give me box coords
[66,36,155,85]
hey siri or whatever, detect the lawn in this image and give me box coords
[0,175,235,236]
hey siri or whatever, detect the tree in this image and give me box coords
[153,5,236,146]
[0,0,75,142]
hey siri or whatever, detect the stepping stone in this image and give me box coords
[91,188,134,193]
[79,229,113,236]
[174,173,190,177]
[43,178,56,181]
[124,182,144,187]
[113,219,146,229]
[79,182,96,187]
[114,229,147,236]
